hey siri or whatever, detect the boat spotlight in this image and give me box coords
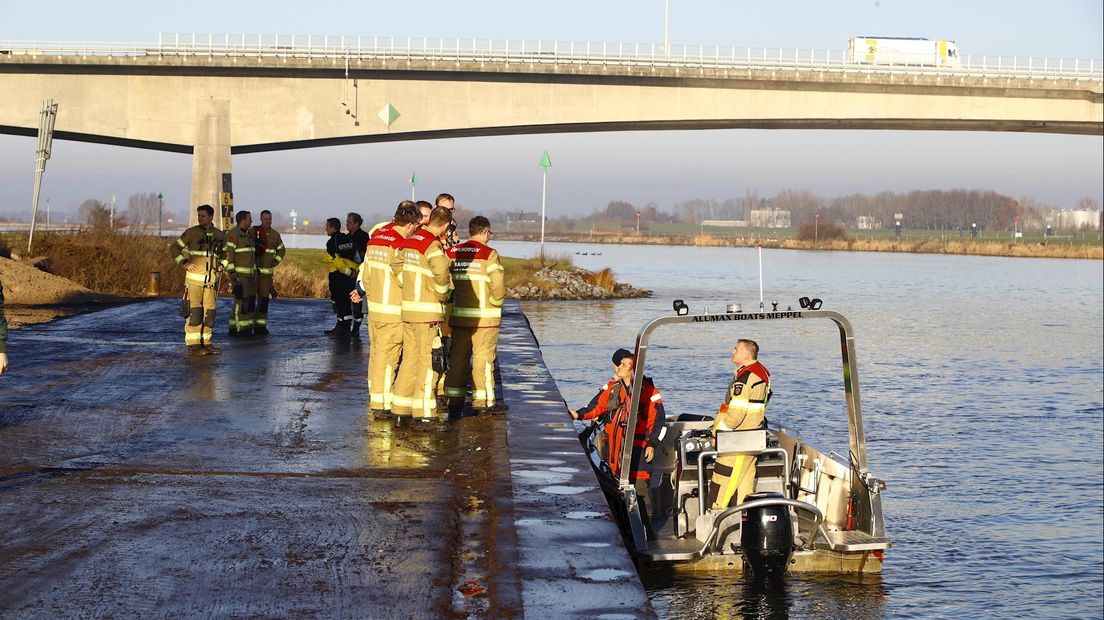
[672,299,689,316]
[799,297,823,310]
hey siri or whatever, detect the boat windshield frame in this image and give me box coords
[620,309,869,492]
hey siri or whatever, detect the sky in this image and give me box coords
[0,0,1101,224]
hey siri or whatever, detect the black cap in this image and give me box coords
[612,348,634,366]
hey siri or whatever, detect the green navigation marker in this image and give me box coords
[539,150,552,170]
[378,103,401,127]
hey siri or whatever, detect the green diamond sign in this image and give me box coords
[378,103,400,127]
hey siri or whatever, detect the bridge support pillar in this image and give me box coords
[189,98,232,227]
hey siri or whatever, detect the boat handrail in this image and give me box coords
[696,446,791,517]
[619,309,870,493]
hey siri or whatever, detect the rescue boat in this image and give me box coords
[580,303,891,576]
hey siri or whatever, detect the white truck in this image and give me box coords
[847,36,960,67]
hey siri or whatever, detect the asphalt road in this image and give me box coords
[0,298,652,618]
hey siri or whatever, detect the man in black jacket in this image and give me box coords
[325,217,359,337]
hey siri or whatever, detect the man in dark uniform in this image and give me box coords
[346,212,372,338]
[0,277,8,374]
[325,217,359,337]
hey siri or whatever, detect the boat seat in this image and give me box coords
[816,528,892,552]
[638,538,707,562]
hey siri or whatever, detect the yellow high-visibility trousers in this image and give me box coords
[391,322,439,420]
[710,453,758,509]
[184,284,217,346]
[445,326,500,408]
[368,320,403,412]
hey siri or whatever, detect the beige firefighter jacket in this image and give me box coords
[447,240,506,328]
[172,224,226,288]
[398,229,451,323]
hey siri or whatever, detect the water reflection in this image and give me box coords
[643,567,887,620]
[361,411,457,469]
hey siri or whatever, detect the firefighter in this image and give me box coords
[390,206,453,424]
[709,338,772,510]
[352,202,420,418]
[434,193,461,249]
[324,217,359,337]
[252,209,285,335]
[171,204,226,356]
[444,216,506,418]
[369,200,415,237]
[224,210,259,337]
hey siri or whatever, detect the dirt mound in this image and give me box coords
[0,256,123,305]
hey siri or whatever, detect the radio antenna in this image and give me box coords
[758,244,764,312]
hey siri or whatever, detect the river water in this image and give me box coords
[495,240,1103,619]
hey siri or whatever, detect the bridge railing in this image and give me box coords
[2,35,1101,83]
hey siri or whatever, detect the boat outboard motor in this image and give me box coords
[740,492,793,578]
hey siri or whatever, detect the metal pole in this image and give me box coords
[758,245,764,311]
[28,99,58,254]
[540,168,547,263]
[158,192,164,237]
[663,0,669,59]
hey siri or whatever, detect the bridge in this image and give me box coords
[2,34,1102,218]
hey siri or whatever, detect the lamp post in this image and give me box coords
[538,150,551,264]
[636,211,641,234]
[157,192,164,237]
[663,0,670,59]
[814,212,819,246]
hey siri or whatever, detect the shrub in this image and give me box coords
[582,267,617,293]
[796,220,849,242]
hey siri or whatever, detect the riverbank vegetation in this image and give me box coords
[0,232,642,301]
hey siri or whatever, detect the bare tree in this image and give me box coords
[125,192,160,230]
[1075,197,1100,212]
[79,198,127,233]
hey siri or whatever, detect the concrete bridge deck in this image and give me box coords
[0,299,652,618]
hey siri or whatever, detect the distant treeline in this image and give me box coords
[572,190,1100,232]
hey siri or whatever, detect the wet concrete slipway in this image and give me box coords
[0,299,653,618]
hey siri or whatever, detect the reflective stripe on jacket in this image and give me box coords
[447,240,506,328]
[252,225,286,275]
[359,224,408,323]
[399,230,451,323]
[578,378,665,480]
[223,226,258,276]
[172,224,226,287]
[326,232,358,277]
[714,361,771,432]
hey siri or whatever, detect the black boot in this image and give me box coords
[349,320,362,339]
[325,319,350,337]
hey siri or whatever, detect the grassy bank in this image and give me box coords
[2,232,613,299]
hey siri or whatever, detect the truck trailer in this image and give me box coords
[846,36,960,68]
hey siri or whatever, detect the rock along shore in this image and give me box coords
[506,267,649,301]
